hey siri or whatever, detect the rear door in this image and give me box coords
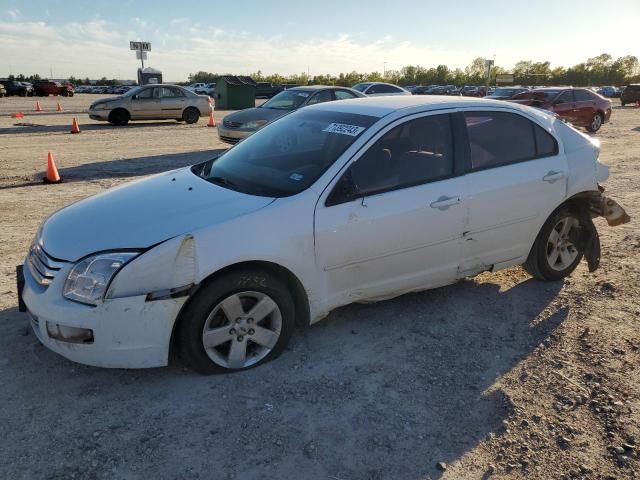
[459,110,567,275]
[573,89,597,126]
[552,90,576,123]
[160,86,187,119]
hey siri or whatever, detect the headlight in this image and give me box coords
[242,120,267,130]
[64,252,139,306]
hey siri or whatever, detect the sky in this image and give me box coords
[0,0,638,81]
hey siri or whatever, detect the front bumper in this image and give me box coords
[21,256,187,368]
[88,109,110,121]
[217,125,254,144]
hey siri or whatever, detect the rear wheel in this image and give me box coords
[587,112,603,132]
[182,107,200,124]
[108,109,130,126]
[524,207,584,281]
[177,269,295,374]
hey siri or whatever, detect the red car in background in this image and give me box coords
[510,87,611,132]
[33,80,74,97]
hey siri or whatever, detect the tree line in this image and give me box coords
[189,53,639,87]
[6,53,638,87]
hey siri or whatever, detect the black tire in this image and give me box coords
[68,92,74,97]
[108,109,130,126]
[182,107,200,124]
[586,112,603,133]
[177,269,295,374]
[18,91,26,97]
[524,206,584,281]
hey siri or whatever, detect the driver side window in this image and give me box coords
[327,114,454,205]
[135,87,156,99]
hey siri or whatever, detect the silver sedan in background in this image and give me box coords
[218,85,365,144]
[88,84,212,126]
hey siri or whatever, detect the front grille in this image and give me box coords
[219,135,241,144]
[223,120,243,128]
[27,243,63,286]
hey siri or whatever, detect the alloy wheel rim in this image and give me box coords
[546,217,580,271]
[592,115,602,130]
[201,291,282,369]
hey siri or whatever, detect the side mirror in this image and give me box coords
[326,169,360,206]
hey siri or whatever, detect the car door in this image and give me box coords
[459,110,567,275]
[160,86,187,119]
[551,90,576,123]
[572,89,597,126]
[130,86,161,119]
[305,89,334,106]
[314,112,466,303]
[334,89,359,101]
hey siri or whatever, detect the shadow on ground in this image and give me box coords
[0,120,204,135]
[0,276,566,479]
[0,149,226,190]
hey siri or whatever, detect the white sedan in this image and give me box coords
[19,96,629,373]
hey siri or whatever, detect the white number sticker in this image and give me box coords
[323,123,366,137]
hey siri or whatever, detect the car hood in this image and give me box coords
[90,96,125,108]
[39,167,275,261]
[224,107,290,124]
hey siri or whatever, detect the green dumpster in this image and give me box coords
[215,75,256,110]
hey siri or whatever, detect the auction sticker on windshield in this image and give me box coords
[323,123,366,136]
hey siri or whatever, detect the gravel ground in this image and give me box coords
[0,95,638,480]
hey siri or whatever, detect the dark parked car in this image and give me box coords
[218,85,365,144]
[255,82,283,98]
[34,80,74,97]
[510,87,611,132]
[0,79,33,96]
[485,87,529,100]
[620,84,640,106]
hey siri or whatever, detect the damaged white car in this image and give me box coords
[19,96,629,373]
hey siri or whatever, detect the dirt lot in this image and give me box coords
[0,95,638,480]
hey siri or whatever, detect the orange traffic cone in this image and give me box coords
[70,117,81,134]
[11,112,25,118]
[35,101,42,112]
[207,111,216,127]
[43,152,62,184]
[56,102,63,112]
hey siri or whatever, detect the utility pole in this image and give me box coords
[383,61,387,78]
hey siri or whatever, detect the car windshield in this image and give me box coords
[352,83,372,92]
[261,89,311,110]
[192,109,378,197]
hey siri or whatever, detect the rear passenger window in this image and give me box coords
[464,112,536,170]
[348,114,454,196]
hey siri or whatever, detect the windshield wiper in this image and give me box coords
[209,176,238,188]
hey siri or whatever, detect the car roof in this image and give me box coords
[288,85,347,92]
[309,95,536,118]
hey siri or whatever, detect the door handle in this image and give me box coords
[542,170,566,183]
[430,195,461,210]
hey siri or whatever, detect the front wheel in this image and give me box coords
[182,107,200,124]
[177,269,295,374]
[587,113,603,133]
[108,109,130,126]
[524,207,584,281]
